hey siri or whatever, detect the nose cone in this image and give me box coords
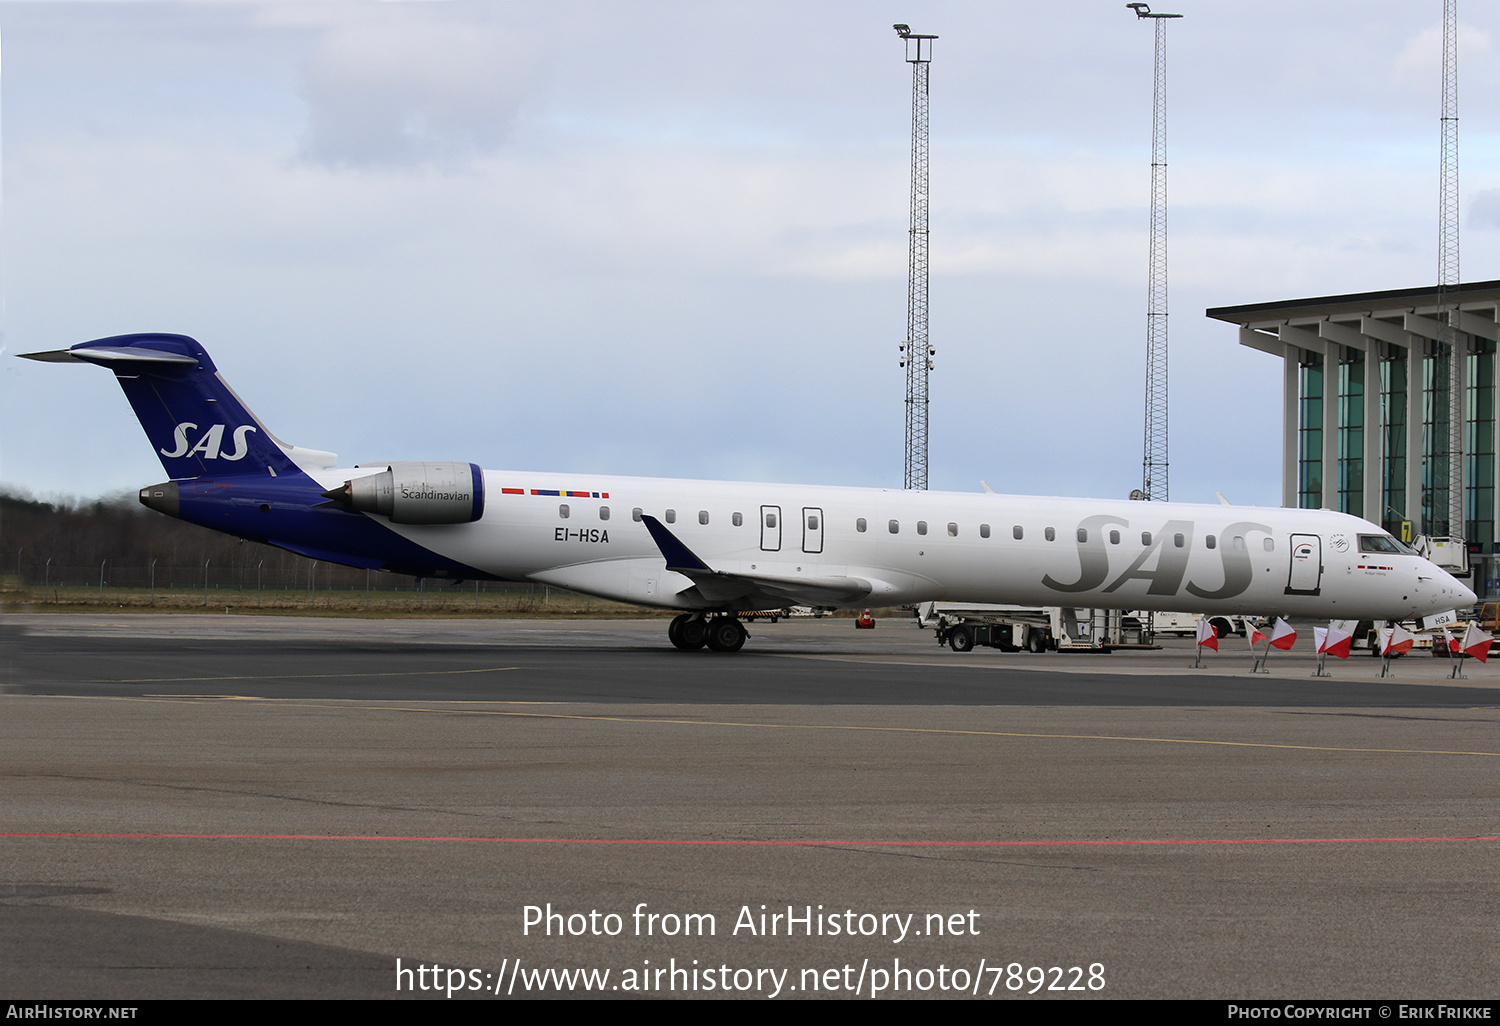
[1417,558,1475,613]
[1451,573,1477,608]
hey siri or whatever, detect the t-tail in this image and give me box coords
[20,333,336,481]
[20,333,488,579]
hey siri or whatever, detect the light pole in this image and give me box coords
[894,23,937,491]
[1126,2,1182,502]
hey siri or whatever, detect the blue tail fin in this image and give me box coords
[36,333,328,480]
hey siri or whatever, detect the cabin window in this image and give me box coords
[1233,536,1245,551]
[947,522,958,537]
[733,512,743,527]
[559,504,570,519]
[1013,526,1024,540]
[1173,533,1185,548]
[917,521,928,536]
[1263,537,1275,552]
[1109,530,1120,544]
[1044,527,1056,542]
[980,523,991,538]
[765,511,777,528]
[1077,528,1088,543]
[599,506,610,521]
[807,514,819,530]
[699,510,709,525]
[1206,535,1217,549]
[665,509,676,524]
[889,520,900,534]
[1141,532,1152,545]
[856,518,867,533]
[632,507,643,522]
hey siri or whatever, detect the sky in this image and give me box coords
[2,0,1498,508]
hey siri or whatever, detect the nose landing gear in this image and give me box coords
[668,613,747,653]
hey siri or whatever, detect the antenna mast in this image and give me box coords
[1127,4,1181,502]
[895,24,936,491]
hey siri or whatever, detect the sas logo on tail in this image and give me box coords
[160,422,257,461]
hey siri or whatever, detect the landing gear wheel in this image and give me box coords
[948,626,973,652]
[705,618,747,653]
[1026,631,1046,654]
[670,614,709,651]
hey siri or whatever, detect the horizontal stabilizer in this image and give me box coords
[20,346,199,366]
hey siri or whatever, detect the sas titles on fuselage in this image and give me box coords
[1041,515,1274,601]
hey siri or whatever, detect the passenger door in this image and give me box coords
[1285,533,1322,596]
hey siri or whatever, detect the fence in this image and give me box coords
[3,558,624,615]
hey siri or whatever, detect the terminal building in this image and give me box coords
[1207,280,1500,599]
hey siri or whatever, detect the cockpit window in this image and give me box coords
[1359,534,1412,555]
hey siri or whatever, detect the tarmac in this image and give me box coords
[2,613,1497,999]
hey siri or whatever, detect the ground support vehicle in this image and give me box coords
[918,602,1157,654]
[1153,611,1242,641]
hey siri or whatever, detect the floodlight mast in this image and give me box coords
[1438,0,1463,543]
[895,23,936,491]
[1127,3,1181,503]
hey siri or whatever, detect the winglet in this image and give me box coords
[640,514,712,573]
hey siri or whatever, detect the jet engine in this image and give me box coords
[325,461,485,524]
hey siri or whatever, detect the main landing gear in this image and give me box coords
[668,613,748,653]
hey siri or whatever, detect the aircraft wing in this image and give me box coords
[640,514,873,608]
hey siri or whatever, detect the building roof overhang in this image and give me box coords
[1208,280,1500,356]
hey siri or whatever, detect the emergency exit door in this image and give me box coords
[802,507,824,554]
[760,505,781,552]
[1285,533,1322,596]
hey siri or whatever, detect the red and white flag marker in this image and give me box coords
[1382,625,1417,657]
[1449,623,1495,678]
[1193,617,1218,668]
[1313,622,1353,676]
[1462,623,1493,662]
[1252,617,1297,673]
[1378,624,1417,677]
[1324,624,1353,659]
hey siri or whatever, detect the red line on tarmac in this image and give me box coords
[3,832,1498,847]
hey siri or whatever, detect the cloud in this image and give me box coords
[1394,21,1491,76]
[295,9,538,167]
[1472,190,1500,231]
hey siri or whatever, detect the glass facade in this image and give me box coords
[1467,342,1496,547]
[1421,346,1451,536]
[1337,352,1364,518]
[1298,356,1323,509]
[1381,354,1407,535]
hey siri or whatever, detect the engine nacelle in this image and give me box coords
[330,461,485,525]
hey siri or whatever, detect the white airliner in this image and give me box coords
[23,334,1474,652]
